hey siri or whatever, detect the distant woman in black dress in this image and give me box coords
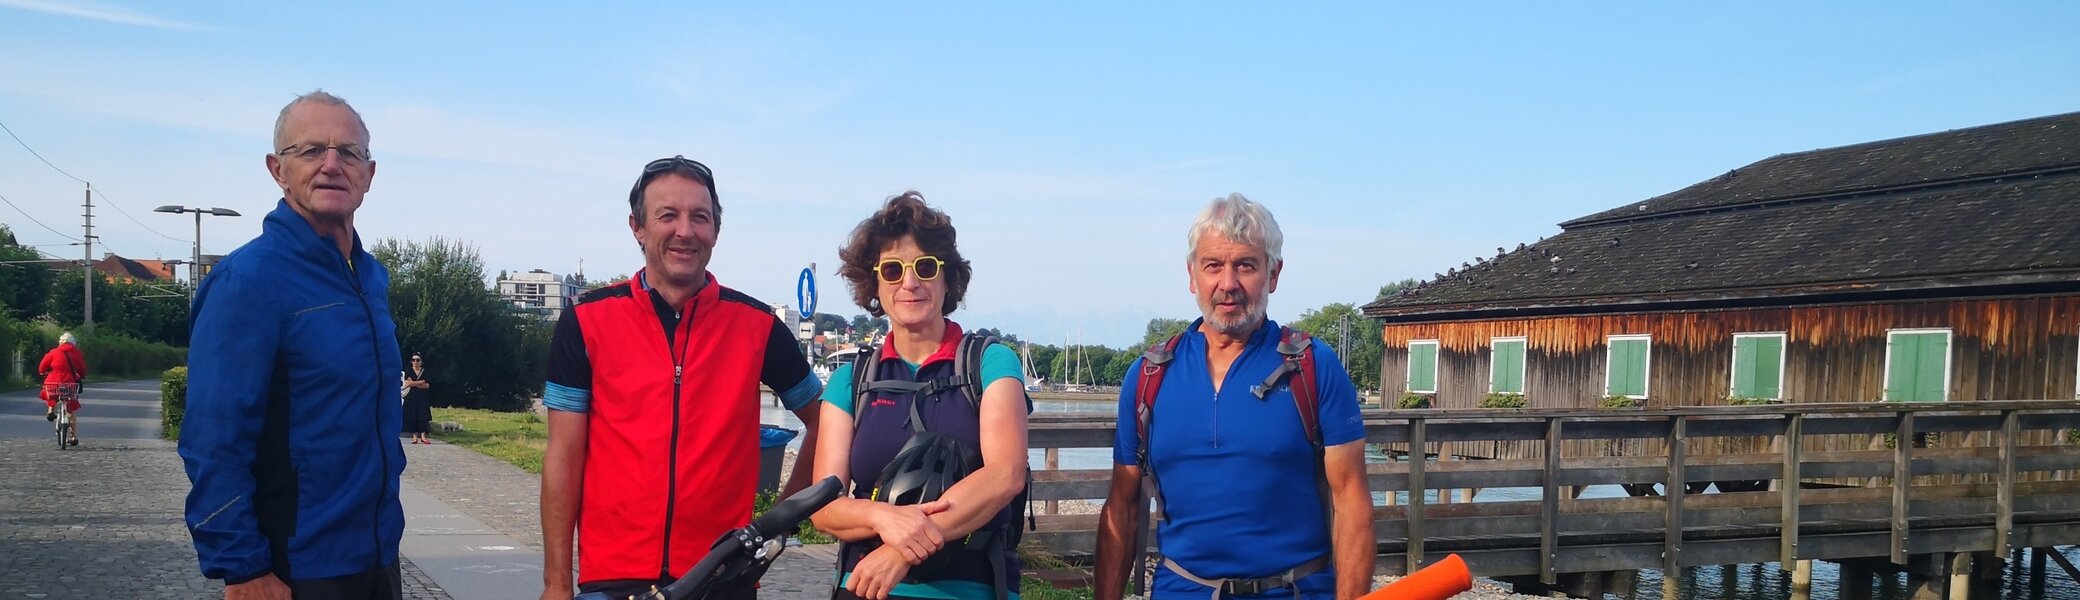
[403,353,434,444]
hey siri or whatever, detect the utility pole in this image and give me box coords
[1337,312,1350,359]
[81,184,94,332]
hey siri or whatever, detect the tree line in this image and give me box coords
[826,278,1420,393]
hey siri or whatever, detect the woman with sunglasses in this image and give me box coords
[810,192,1031,600]
[402,353,434,444]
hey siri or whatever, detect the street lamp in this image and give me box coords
[153,205,242,285]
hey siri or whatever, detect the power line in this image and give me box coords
[91,187,190,243]
[0,118,191,244]
[0,119,87,184]
[0,191,82,241]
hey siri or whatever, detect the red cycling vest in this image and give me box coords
[570,275,781,583]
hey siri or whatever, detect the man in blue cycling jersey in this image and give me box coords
[1095,194,1374,600]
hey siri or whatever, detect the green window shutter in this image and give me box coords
[1756,336,1783,399]
[1886,332,1949,403]
[1505,341,1526,393]
[1409,343,1437,392]
[1606,342,1627,396]
[1732,337,1759,398]
[1608,339,1647,397]
[1733,336,1784,399]
[1631,341,1650,396]
[1492,340,1525,394]
[1887,333,1923,402]
[1914,334,1948,402]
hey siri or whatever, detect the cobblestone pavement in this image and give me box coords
[401,440,840,599]
[2,380,455,600]
[0,437,457,600]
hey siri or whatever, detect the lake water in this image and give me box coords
[761,397,2080,598]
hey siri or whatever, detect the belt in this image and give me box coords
[1162,555,1330,600]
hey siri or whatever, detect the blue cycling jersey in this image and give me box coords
[1114,318,1365,600]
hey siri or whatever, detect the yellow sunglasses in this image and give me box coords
[876,256,944,283]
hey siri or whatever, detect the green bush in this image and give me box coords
[1395,393,1433,409]
[75,330,186,378]
[161,367,188,440]
[1600,395,1643,409]
[2067,429,2079,445]
[0,315,56,389]
[1481,392,1527,409]
[1728,396,1778,406]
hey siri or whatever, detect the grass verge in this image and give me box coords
[431,407,549,474]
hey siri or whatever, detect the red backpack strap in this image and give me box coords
[1250,327,1322,448]
[1279,327,1322,449]
[1133,334,1185,467]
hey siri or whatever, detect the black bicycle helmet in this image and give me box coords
[871,428,982,575]
[874,430,980,506]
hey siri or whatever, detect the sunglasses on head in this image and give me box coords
[630,155,718,216]
[876,256,944,284]
[642,155,713,181]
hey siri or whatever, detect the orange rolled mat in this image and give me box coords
[1360,553,1472,600]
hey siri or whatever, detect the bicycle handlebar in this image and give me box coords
[573,477,845,600]
[1359,554,1472,600]
[750,476,844,539]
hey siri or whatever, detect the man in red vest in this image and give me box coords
[537,156,825,600]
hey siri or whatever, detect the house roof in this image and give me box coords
[1365,112,2080,320]
[93,255,176,282]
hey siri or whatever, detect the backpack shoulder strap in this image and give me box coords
[952,333,996,411]
[1278,326,1323,449]
[1133,333,1185,467]
[850,344,881,428]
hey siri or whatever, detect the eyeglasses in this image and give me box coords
[876,256,944,284]
[277,143,371,165]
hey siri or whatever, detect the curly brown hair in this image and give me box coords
[837,191,971,317]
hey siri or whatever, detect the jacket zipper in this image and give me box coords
[343,250,390,569]
[659,298,696,579]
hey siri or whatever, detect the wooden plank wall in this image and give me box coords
[1376,295,2080,466]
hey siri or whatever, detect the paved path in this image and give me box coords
[0,381,463,599]
[0,380,841,599]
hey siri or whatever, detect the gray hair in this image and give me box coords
[271,89,369,151]
[1186,193,1284,267]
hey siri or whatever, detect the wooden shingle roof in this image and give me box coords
[1365,112,2080,321]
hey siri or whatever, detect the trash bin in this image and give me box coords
[759,425,800,493]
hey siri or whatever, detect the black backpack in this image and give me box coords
[847,333,1026,600]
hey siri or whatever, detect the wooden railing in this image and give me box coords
[1022,401,2080,584]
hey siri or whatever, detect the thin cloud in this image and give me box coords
[0,0,209,30]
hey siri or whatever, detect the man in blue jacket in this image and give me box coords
[181,89,406,600]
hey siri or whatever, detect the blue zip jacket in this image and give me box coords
[180,200,406,583]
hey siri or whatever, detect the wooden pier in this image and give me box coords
[1022,400,2080,599]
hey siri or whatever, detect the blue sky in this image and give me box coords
[3,2,2077,347]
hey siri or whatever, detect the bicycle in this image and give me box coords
[48,383,79,450]
[576,476,845,600]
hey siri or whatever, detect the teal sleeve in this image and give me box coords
[979,344,1032,413]
[980,343,1024,386]
[821,362,857,416]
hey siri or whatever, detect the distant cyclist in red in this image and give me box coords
[39,332,87,442]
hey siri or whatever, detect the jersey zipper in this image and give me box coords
[341,250,390,569]
[659,299,697,579]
